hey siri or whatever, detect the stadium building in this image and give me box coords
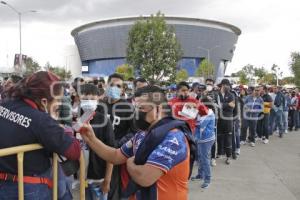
[71,16,241,79]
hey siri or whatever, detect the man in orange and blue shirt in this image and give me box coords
[80,85,191,200]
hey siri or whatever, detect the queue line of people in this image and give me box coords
[0,72,299,200]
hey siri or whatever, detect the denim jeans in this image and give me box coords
[86,183,108,200]
[0,166,72,200]
[0,181,52,200]
[234,119,241,150]
[283,111,289,132]
[197,140,215,183]
[273,110,284,134]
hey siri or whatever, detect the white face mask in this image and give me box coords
[206,85,213,92]
[80,100,98,112]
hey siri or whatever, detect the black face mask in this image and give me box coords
[223,85,231,92]
[179,95,189,100]
[135,111,151,131]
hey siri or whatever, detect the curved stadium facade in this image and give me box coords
[71,16,241,79]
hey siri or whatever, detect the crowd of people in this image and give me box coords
[0,71,299,200]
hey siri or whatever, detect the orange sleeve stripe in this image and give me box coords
[145,163,168,174]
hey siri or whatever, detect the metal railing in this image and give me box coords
[0,144,86,200]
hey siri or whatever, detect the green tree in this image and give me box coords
[44,62,72,80]
[261,73,276,85]
[115,64,134,81]
[126,12,183,84]
[176,69,188,82]
[24,57,41,76]
[254,67,267,83]
[254,67,267,78]
[236,70,249,85]
[290,52,300,87]
[281,76,295,85]
[195,59,215,80]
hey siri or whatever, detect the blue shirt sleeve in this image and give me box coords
[146,130,188,172]
[33,113,73,155]
[120,137,134,158]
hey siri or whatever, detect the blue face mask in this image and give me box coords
[107,86,121,100]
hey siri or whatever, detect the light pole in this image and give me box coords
[197,45,220,63]
[1,1,37,75]
[197,45,220,79]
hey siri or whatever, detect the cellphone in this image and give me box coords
[72,110,96,132]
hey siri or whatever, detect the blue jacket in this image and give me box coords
[195,109,216,143]
[274,92,285,111]
[284,95,291,112]
[244,95,264,118]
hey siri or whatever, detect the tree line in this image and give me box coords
[24,58,72,80]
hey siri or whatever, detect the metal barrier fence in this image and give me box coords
[0,144,86,200]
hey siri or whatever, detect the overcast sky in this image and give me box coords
[0,0,299,76]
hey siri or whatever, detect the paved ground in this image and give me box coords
[73,131,300,200]
[189,131,300,200]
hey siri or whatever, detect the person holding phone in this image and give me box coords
[78,83,115,200]
[80,86,192,200]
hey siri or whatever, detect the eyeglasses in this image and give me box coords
[110,83,122,88]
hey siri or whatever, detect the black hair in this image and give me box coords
[192,82,200,89]
[133,77,147,87]
[108,73,124,83]
[99,78,105,84]
[93,79,99,86]
[74,77,84,83]
[177,81,190,90]
[128,77,135,82]
[205,78,215,84]
[201,96,214,110]
[263,85,268,91]
[80,83,99,96]
[10,75,23,84]
[98,88,105,96]
[134,85,171,116]
[248,86,255,91]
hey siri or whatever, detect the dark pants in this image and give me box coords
[257,113,270,139]
[0,168,55,200]
[211,127,217,159]
[241,119,257,143]
[232,119,240,155]
[217,119,233,158]
[108,166,121,200]
[289,110,299,130]
[211,142,217,159]
[269,109,276,135]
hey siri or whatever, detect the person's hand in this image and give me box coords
[80,123,96,144]
[100,180,110,194]
[184,102,197,109]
